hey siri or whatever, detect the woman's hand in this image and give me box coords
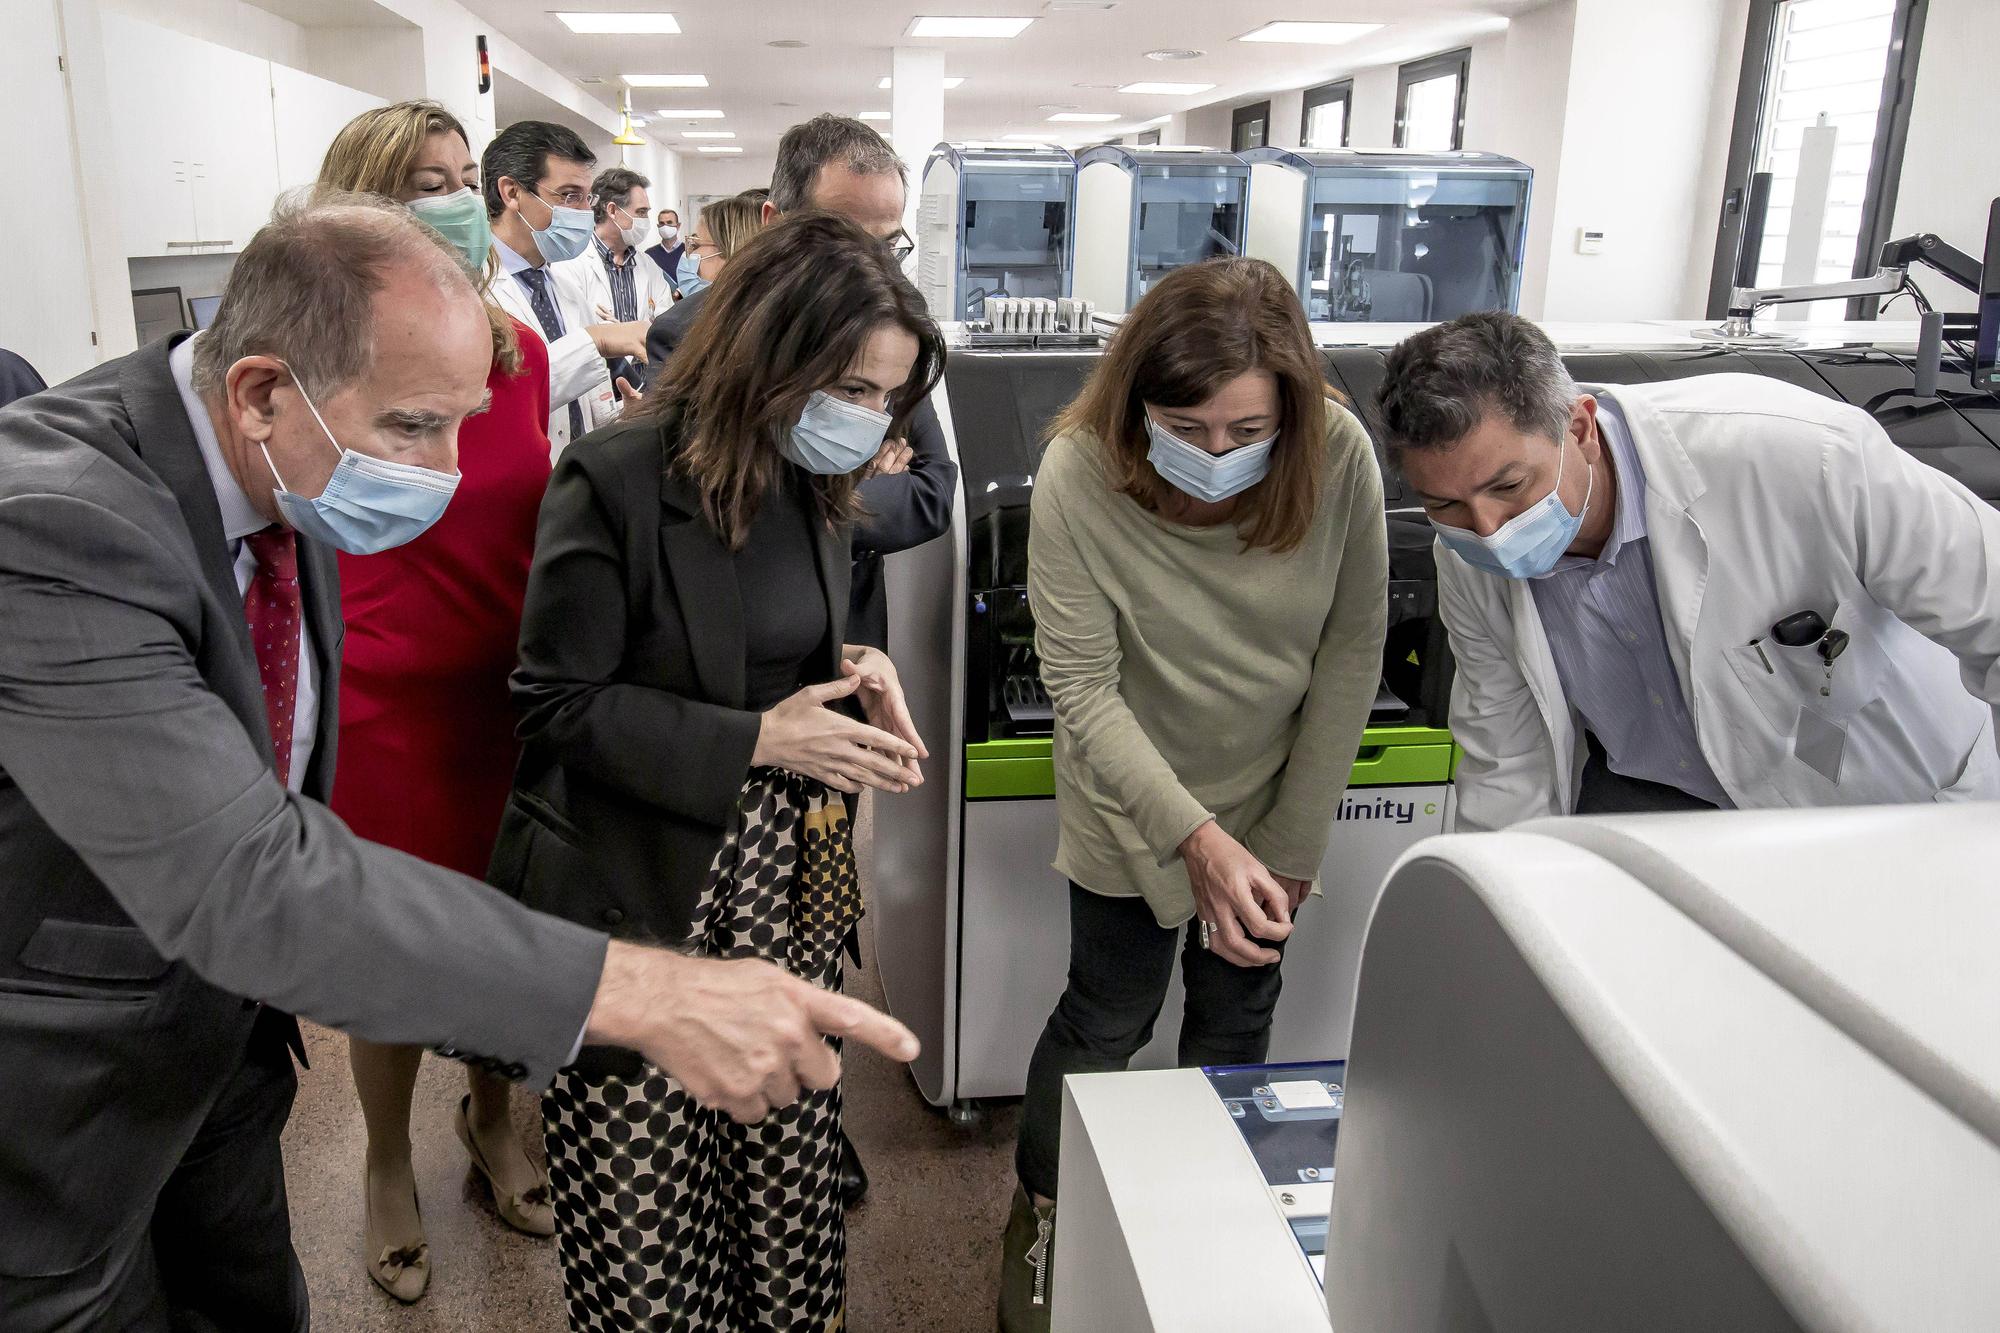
[1180,821,1293,968]
[864,438,913,479]
[840,647,927,788]
[752,675,921,794]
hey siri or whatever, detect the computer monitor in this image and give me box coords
[132,287,188,347]
[188,294,222,331]
[1973,197,1999,394]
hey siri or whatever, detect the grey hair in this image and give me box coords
[769,114,906,214]
[591,165,650,223]
[191,189,477,398]
[1375,310,1579,456]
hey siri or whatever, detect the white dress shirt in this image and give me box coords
[168,335,317,792]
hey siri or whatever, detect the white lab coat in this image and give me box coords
[1441,373,2000,831]
[489,261,614,458]
[552,245,675,330]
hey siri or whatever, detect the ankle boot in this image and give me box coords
[996,1185,1056,1332]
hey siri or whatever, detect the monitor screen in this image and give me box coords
[1975,198,2000,394]
[964,200,1062,267]
[189,295,222,330]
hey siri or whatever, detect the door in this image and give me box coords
[100,13,201,255]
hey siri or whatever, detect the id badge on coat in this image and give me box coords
[1795,705,1847,784]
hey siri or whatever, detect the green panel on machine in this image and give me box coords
[963,726,1456,800]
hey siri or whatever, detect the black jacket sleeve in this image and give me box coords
[0,349,47,411]
[853,396,959,557]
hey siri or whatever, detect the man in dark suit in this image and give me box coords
[0,196,916,1330]
[0,347,46,410]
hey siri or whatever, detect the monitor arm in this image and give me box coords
[1718,233,1980,337]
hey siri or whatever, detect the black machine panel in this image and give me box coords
[945,340,2000,748]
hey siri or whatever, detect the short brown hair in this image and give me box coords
[316,99,521,374]
[1377,311,1578,457]
[639,210,946,548]
[192,192,480,399]
[1051,257,1331,553]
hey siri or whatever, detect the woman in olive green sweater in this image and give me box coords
[998,259,1388,1332]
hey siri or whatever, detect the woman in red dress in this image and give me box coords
[318,101,558,1304]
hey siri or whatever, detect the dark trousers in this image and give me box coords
[1015,882,1287,1200]
[1576,731,1719,815]
[1,1029,309,1333]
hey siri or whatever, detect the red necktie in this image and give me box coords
[242,525,303,787]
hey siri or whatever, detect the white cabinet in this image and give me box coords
[101,15,378,258]
[272,64,385,195]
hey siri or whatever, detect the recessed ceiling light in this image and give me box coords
[1037,103,1079,112]
[656,107,725,118]
[1237,21,1381,45]
[682,130,735,139]
[766,38,808,48]
[1072,82,1122,90]
[1048,111,1119,122]
[697,145,744,154]
[859,111,892,121]
[1144,48,1204,61]
[878,76,967,90]
[556,12,680,34]
[1118,81,1214,95]
[622,73,707,87]
[906,16,1035,38]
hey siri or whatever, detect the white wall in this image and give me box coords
[1461,30,1509,150]
[1489,0,1578,317]
[305,26,428,106]
[1183,102,1230,150]
[678,154,778,202]
[1348,64,1399,149]
[1890,0,2000,313]
[98,0,305,66]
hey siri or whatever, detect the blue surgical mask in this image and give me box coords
[676,247,710,299]
[782,390,891,476]
[1145,414,1278,503]
[1432,438,1593,580]
[525,192,594,264]
[407,188,491,273]
[261,368,461,555]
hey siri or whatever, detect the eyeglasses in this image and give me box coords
[684,236,718,257]
[885,231,916,262]
[536,187,599,210]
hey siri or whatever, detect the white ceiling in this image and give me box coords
[460,0,1534,156]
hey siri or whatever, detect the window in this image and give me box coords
[1137,128,1162,147]
[1707,0,1928,319]
[1231,100,1271,153]
[1301,79,1353,150]
[1394,48,1469,151]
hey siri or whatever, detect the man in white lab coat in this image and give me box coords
[1379,311,2000,829]
[552,165,675,396]
[480,121,650,457]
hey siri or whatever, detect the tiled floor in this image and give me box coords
[282,917,1021,1332]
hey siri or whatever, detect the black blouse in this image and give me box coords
[734,471,831,710]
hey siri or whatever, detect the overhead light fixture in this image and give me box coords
[681,130,735,139]
[612,89,646,147]
[1144,48,1204,61]
[1118,81,1214,95]
[859,111,892,121]
[878,76,967,90]
[556,11,680,34]
[1048,111,1119,122]
[1236,21,1381,45]
[906,16,1035,38]
[697,145,744,154]
[657,107,725,118]
[766,38,808,48]
[622,73,708,87]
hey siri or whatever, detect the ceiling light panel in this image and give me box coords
[859,111,891,121]
[906,16,1035,38]
[556,12,680,33]
[681,130,735,138]
[1118,81,1214,95]
[697,145,744,154]
[1237,21,1382,45]
[656,108,724,118]
[622,73,707,87]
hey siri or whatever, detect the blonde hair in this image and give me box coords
[317,100,522,374]
[700,195,766,263]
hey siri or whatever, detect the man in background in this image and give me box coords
[554,165,674,394]
[482,120,649,456]
[644,205,685,292]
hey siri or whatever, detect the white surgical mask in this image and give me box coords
[782,390,891,475]
[658,223,681,245]
[1431,438,1593,580]
[614,206,652,251]
[1145,414,1278,503]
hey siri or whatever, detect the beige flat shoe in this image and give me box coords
[362,1165,430,1304]
[454,1094,555,1237]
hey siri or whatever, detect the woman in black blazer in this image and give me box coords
[491,210,945,1332]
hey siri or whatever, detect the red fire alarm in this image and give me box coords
[476,35,491,94]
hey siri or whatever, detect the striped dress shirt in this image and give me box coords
[1529,394,1733,807]
[593,236,639,323]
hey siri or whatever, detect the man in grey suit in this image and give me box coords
[0,197,917,1330]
